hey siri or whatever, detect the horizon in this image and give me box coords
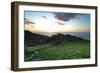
[25,30,90,40]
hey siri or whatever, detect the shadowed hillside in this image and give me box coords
[24,31,49,48]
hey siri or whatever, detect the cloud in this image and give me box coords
[42,16,47,19]
[24,18,35,24]
[25,20,35,24]
[56,22,65,25]
[54,13,80,21]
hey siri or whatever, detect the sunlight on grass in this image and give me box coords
[25,40,90,61]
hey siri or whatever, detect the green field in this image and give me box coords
[24,39,90,61]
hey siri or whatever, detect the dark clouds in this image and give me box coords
[54,13,81,21]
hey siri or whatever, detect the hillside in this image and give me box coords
[24,30,86,48]
[24,31,90,61]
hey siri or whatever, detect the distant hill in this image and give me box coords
[24,30,86,48]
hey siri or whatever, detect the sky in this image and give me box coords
[24,11,90,33]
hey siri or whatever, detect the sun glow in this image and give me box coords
[25,17,74,33]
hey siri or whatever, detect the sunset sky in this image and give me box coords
[24,11,90,33]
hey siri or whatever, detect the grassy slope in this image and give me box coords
[25,39,90,61]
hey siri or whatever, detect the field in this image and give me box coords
[24,39,90,61]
